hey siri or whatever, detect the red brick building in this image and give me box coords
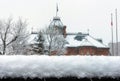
[30,7,109,55]
[65,33,109,55]
[48,16,109,55]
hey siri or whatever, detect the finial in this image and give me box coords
[56,3,58,16]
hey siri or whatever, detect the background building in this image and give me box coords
[65,32,109,55]
[29,14,109,55]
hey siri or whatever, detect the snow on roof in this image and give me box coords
[65,34,108,48]
[84,35,108,48]
[0,55,120,78]
[80,39,95,47]
[27,32,108,48]
[65,34,81,47]
[27,34,38,45]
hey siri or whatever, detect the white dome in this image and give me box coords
[49,16,64,28]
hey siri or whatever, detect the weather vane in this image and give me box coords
[56,3,58,16]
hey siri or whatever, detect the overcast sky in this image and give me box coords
[0,0,120,44]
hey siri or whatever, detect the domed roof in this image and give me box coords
[49,16,64,28]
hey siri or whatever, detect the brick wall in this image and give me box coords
[79,46,97,55]
[65,47,78,55]
[65,46,109,56]
[96,48,109,55]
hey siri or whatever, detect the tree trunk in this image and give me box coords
[3,41,6,55]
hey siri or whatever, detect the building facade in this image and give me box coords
[29,8,109,55]
[64,33,109,55]
[48,15,109,55]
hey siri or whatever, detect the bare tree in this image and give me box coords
[10,18,29,55]
[43,26,66,55]
[0,17,29,55]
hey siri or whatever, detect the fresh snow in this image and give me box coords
[27,34,38,45]
[80,38,95,47]
[66,35,108,48]
[65,34,81,47]
[28,32,108,48]
[85,35,108,48]
[0,55,120,79]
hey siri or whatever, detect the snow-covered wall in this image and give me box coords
[0,55,120,79]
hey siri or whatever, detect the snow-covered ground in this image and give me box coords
[0,55,120,79]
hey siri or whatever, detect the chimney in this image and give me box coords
[63,26,67,38]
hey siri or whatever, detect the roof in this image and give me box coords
[65,34,108,48]
[65,34,80,47]
[27,32,108,48]
[27,34,38,45]
[84,35,108,48]
[80,39,95,47]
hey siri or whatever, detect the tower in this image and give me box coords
[49,4,67,37]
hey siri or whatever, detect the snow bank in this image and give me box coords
[0,55,120,78]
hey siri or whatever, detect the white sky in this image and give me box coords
[0,0,120,44]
